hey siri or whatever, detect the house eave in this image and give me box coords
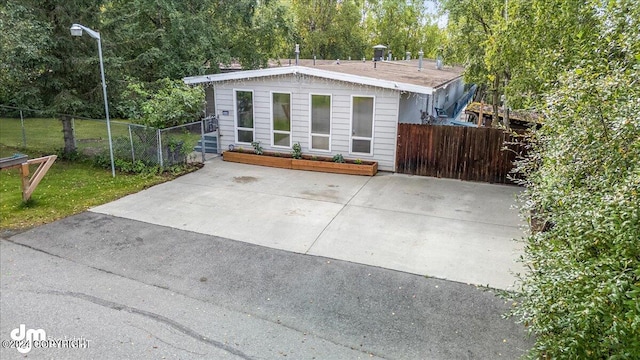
[183,66,434,95]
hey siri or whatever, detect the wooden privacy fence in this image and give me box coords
[396,124,527,184]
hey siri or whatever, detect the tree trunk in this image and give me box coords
[504,106,511,130]
[473,84,486,102]
[492,76,500,126]
[61,115,76,156]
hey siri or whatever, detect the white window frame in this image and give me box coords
[349,95,375,156]
[270,91,292,149]
[233,89,255,145]
[308,93,332,152]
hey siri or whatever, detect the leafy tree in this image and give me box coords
[101,0,293,120]
[250,0,297,64]
[512,0,640,357]
[118,78,204,128]
[1,0,107,156]
[365,0,442,59]
[500,0,600,109]
[292,0,367,60]
[438,0,505,123]
[103,0,293,79]
[439,0,602,116]
[103,0,231,82]
[0,2,52,111]
[325,0,367,59]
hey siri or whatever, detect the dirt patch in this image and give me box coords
[233,176,258,184]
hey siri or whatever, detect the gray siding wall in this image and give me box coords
[212,74,400,171]
[398,92,429,124]
[433,77,465,115]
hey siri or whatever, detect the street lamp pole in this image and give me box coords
[70,23,115,177]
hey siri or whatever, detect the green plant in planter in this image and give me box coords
[292,142,302,159]
[354,158,363,165]
[332,154,345,163]
[311,155,318,161]
[251,141,263,155]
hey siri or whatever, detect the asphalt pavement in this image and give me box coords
[1,212,533,359]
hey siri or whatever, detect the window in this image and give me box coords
[271,92,291,148]
[205,87,216,117]
[350,96,374,154]
[235,90,254,143]
[310,94,331,151]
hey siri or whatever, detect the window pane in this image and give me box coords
[311,95,330,134]
[237,129,253,143]
[272,93,290,131]
[352,97,373,137]
[236,91,253,128]
[352,139,371,154]
[206,88,215,116]
[273,133,290,147]
[311,136,329,150]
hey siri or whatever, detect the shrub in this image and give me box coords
[512,7,640,357]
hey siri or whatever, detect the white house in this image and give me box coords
[184,59,466,171]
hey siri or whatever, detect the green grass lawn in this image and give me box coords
[0,117,132,155]
[1,117,202,163]
[0,145,180,231]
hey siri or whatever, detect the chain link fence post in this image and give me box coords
[200,120,205,163]
[128,124,135,162]
[19,110,27,148]
[157,128,163,168]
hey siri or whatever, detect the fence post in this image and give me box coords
[200,120,205,163]
[128,124,135,162]
[71,118,77,148]
[20,110,26,148]
[157,128,163,167]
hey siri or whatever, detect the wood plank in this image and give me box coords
[394,124,525,184]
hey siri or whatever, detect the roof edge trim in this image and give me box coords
[183,66,433,95]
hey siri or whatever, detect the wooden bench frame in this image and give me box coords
[1,155,57,202]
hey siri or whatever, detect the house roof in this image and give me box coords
[183,59,464,95]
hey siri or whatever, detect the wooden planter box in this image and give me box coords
[222,151,377,176]
[292,159,377,176]
[222,151,292,169]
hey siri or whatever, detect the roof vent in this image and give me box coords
[373,45,387,61]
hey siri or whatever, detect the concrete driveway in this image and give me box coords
[92,158,525,290]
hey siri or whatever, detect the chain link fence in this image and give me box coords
[0,105,206,167]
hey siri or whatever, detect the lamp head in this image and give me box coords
[70,24,83,37]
